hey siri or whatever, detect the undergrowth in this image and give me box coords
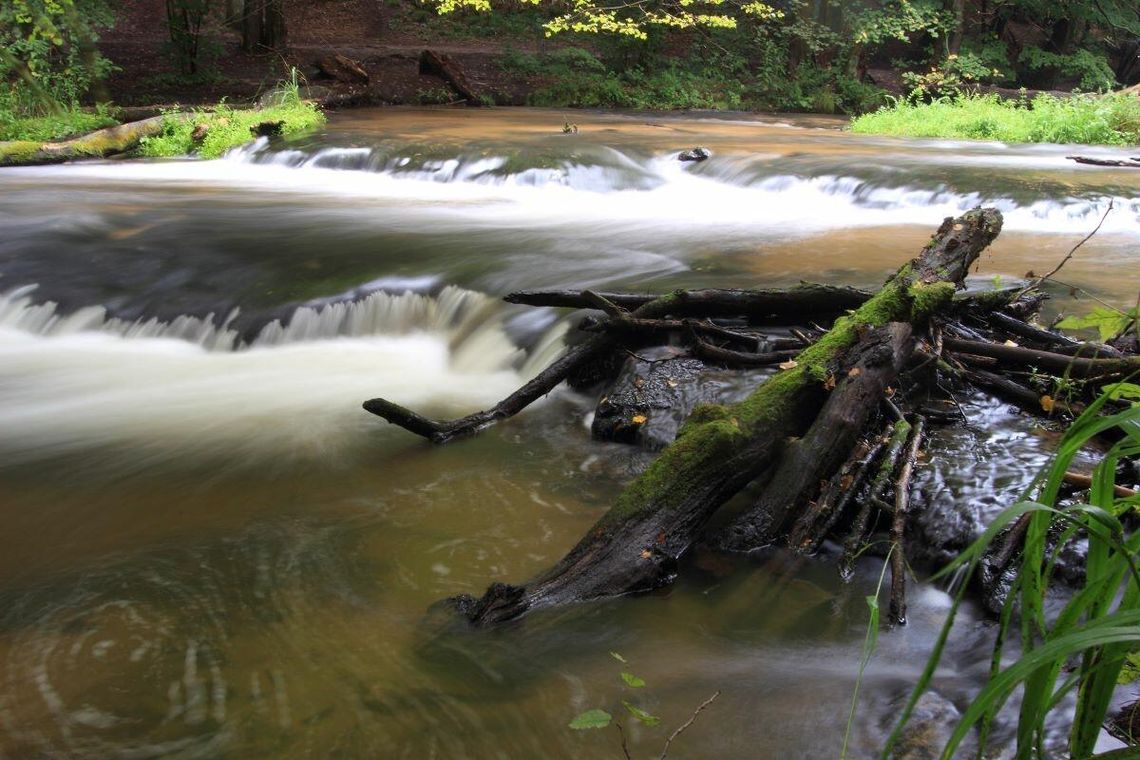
[850,92,1140,146]
[138,76,324,159]
[0,106,119,142]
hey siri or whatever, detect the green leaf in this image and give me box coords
[1105,382,1140,405]
[620,672,646,688]
[622,701,660,727]
[609,651,627,663]
[1055,306,1133,342]
[569,709,612,729]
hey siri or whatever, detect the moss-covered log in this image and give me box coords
[453,208,1004,626]
[0,114,190,167]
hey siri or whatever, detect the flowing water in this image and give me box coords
[0,107,1137,759]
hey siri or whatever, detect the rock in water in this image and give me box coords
[591,348,704,449]
[678,147,711,162]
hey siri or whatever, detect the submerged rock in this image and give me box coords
[890,691,962,760]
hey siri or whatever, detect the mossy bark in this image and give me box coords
[455,208,1005,626]
[0,115,189,167]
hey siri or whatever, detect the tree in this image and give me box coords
[239,0,286,52]
[433,0,781,41]
[0,0,115,113]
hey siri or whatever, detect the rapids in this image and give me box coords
[0,107,1135,758]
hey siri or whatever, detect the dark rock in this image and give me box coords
[316,54,370,85]
[250,120,284,138]
[190,123,209,143]
[678,147,711,162]
[591,347,705,450]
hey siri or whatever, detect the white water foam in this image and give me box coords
[0,285,565,468]
[4,145,1135,239]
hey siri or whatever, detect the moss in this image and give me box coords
[0,140,43,165]
[907,281,956,322]
[602,416,745,527]
[591,226,979,533]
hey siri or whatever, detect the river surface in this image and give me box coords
[0,107,1137,758]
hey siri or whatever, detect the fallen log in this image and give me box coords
[716,322,915,551]
[451,208,1004,625]
[505,284,872,319]
[364,295,691,442]
[944,337,1140,378]
[419,49,485,106]
[0,114,191,166]
[888,417,924,625]
[1065,155,1140,168]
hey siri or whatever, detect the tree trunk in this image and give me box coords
[453,208,1005,626]
[241,0,286,52]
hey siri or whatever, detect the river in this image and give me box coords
[0,107,1136,758]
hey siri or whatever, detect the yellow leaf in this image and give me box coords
[631,414,647,424]
[1040,395,1055,412]
[848,367,862,378]
[1003,339,1018,347]
[639,549,652,559]
[778,360,798,370]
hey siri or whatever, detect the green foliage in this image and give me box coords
[841,549,893,760]
[902,45,1014,102]
[1057,306,1140,343]
[435,0,779,40]
[0,104,116,141]
[568,708,612,729]
[621,700,661,726]
[881,389,1140,759]
[619,672,646,688]
[138,77,324,159]
[847,0,953,47]
[850,92,1140,146]
[1019,48,1117,92]
[0,0,116,115]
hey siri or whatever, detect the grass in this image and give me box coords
[850,91,1140,146]
[0,107,119,142]
[879,386,1140,758]
[137,75,325,160]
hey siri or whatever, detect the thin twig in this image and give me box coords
[659,691,720,760]
[615,721,632,760]
[1025,199,1114,291]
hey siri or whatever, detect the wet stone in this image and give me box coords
[591,348,705,450]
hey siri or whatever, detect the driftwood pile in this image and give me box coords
[365,208,1139,627]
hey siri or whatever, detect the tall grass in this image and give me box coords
[882,386,1140,759]
[850,92,1140,146]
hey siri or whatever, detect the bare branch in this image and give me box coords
[660,691,721,760]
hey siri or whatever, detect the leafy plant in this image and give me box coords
[569,650,718,758]
[1057,306,1140,343]
[0,0,116,115]
[881,386,1140,759]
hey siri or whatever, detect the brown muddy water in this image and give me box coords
[0,107,1136,758]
